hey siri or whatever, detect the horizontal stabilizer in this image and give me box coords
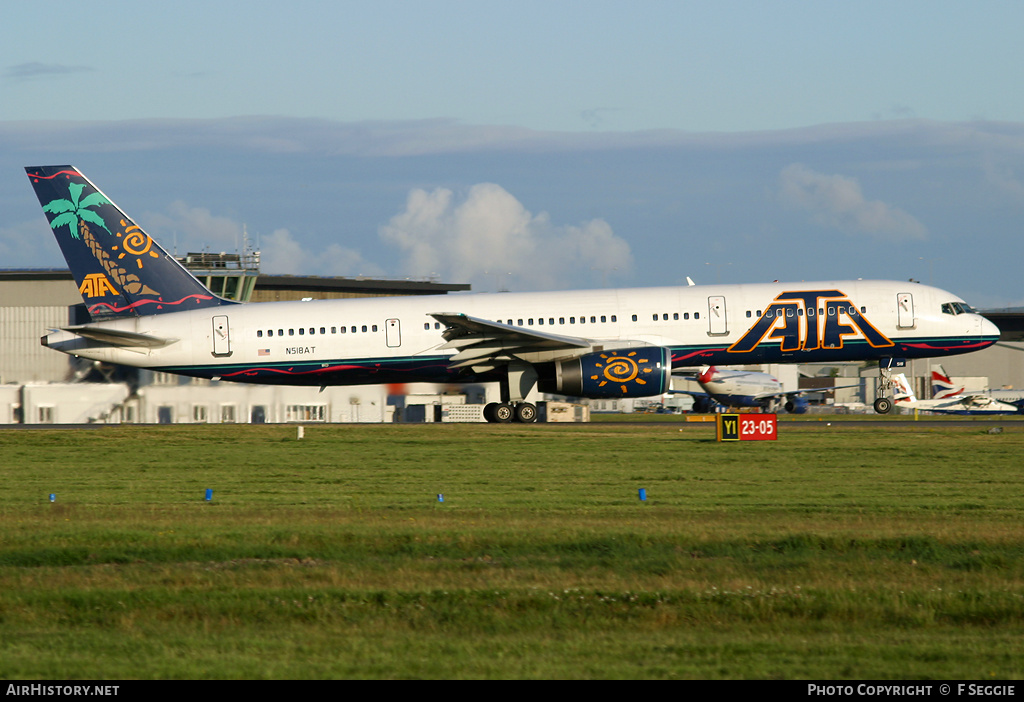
[60,325,177,348]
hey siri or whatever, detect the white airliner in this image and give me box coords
[673,366,855,414]
[893,373,1020,414]
[26,165,1001,422]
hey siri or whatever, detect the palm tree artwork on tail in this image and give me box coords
[43,181,158,297]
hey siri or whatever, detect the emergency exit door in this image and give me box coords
[385,318,401,347]
[212,315,231,356]
[897,293,915,329]
[707,296,728,335]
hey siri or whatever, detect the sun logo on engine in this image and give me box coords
[592,351,654,393]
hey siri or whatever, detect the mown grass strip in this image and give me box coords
[0,422,1022,678]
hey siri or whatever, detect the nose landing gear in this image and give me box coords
[873,358,904,414]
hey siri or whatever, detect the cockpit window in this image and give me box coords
[942,301,978,316]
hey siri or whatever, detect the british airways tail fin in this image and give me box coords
[893,373,918,403]
[931,365,963,399]
[26,165,238,319]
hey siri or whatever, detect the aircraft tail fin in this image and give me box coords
[893,373,918,403]
[931,365,963,399]
[698,365,716,384]
[25,165,238,319]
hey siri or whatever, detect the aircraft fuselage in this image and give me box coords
[44,279,999,388]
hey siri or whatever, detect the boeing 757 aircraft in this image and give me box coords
[26,165,1000,422]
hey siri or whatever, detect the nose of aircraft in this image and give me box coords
[979,315,1001,340]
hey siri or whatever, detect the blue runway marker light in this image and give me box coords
[437,494,444,502]
[638,488,647,502]
[49,494,56,503]
[205,489,213,502]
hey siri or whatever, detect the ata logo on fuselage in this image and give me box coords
[79,273,118,298]
[728,290,894,353]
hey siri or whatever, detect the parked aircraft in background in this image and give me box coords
[26,165,1000,422]
[893,373,1021,414]
[929,365,1024,412]
[672,366,854,413]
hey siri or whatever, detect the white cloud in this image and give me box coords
[779,163,927,240]
[143,201,245,255]
[0,219,61,267]
[258,228,383,277]
[143,202,380,277]
[379,183,633,290]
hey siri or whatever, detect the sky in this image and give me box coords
[5,1,1024,132]
[3,1,1024,308]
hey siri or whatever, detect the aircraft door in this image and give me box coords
[897,293,915,329]
[212,315,231,356]
[386,318,401,348]
[707,296,728,335]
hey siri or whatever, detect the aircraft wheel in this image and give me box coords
[514,402,538,423]
[493,403,514,423]
[483,403,499,423]
[873,397,893,414]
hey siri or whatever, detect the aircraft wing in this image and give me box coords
[430,312,591,370]
[959,394,1013,409]
[750,383,860,402]
[59,325,178,348]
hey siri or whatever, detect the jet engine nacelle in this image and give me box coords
[546,347,672,399]
[784,397,809,414]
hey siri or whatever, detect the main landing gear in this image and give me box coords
[873,358,903,414]
[483,401,538,423]
[483,361,539,423]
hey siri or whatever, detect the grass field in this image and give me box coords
[1,419,1022,679]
